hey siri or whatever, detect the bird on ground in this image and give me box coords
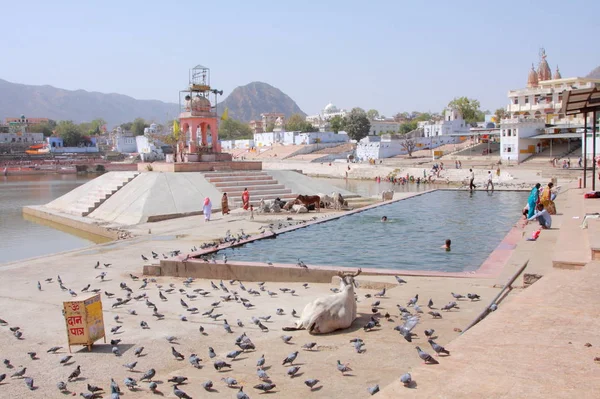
[67,365,81,381]
[110,326,122,334]
[59,355,72,364]
[123,361,137,371]
[302,342,317,351]
[237,319,244,327]
[208,347,217,358]
[130,274,139,281]
[407,294,419,306]
[148,381,158,393]
[168,376,188,384]
[110,378,121,394]
[292,309,298,317]
[236,386,250,399]
[11,367,27,378]
[69,289,78,297]
[424,329,435,337]
[428,311,442,318]
[189,354,202,369]
[110,339,121,346]
[94,261,100,269]
[202,380,213,391]
[221,377,238,387]
[57,381,67,391]
[416,346,439,364]
[24,377,34,390]
[134,347,144,357]
[297,258,307,268]
[81,284,90,292]
[401,373,412,386]
[374,287,386,297]
[37,281,41,291]
[140,321,149,329]
[223,319,233,333]
[442,302,458,311]
[214,360,232,370]
[367,385,380,395]
[257,368,270,381]
[336,360,352,375]
[124,377,137,390]
[96,272,106,281]
[166,336,178,343]
[281,335,293,344]
[428,339,451,355]
[287,366,301,377]
[112,347,121,356]
[354,340,365,353]
[305,379,319,390]
[282,351,298,365]
[451,292,465,300]
[171,347,184,360]
[139,368,155,381]
[159,291,167,301]
[258,322,269,332]
[80,393,100,399]
[276,308,284,315]
[363,317,380,331]
[227,350,244,360]
[395,276,407,284]
[141,255,148,261]
[256,354,265,368]
[427,298,434,308]
[27,352,37,360]
[254,382,276,392]
[87,383,103,393]
[104,263,111,268]
[14,330,23,339]
[47,346,62,353]
[105,291,114,298]
[467,293,480,301]
[179,315,188,322]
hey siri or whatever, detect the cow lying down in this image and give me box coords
[282,269,361,334]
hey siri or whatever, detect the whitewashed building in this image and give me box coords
[355,134,456,160]
[0,132,44,144]
[420,108,471,137]
[306,102,348,132]
[369,119,400,136]
[220,139,255,150]
[112,127,137,153]
[252,131,348,147]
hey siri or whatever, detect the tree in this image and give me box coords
[29,120,56,137]
[367,109,379,120]
[399,121,418,134]
[401,138,417,157]
[90,118,107,134]
[343,108,371,142]
[219,119,253,140]
[329,114,344,133]
[447,97,483,125]
[56,121,82,146]
[132,118,149,136]
[120,122,133,131]
[494,108,507,124]
[285,113,307,131]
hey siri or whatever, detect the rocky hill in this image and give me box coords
[217,81,305,122]
[0,79,179,127]
[586,66,600,79]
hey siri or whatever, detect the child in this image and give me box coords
[442,239,451,251]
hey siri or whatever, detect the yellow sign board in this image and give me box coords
[63,294,106,351]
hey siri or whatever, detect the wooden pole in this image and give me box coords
[461,260,528,335]
[584,112,588,188]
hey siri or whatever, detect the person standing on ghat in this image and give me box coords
[469,169,476,191]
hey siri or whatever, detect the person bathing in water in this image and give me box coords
[442,239,451,251]
[381,216,388,222]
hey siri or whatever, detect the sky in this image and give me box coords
[2,0,599,117]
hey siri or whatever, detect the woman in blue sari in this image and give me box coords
[527,183,541,218]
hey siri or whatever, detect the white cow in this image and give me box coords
[282,269,361,334]
[331,192,346,210]
[381,190,394,201]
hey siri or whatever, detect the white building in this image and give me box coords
[306,102,348,132]
[420,108,471,137]
[355,134,458,160]
[0,132,44,144]
[252,130,349,147]
[112,127,137,153]
[220,139,255,150]
[369,119,400,136]
[143,123,162,135]
[499,49,600,162]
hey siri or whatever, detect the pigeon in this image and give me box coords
[134,347,144,357]
[24,377,34,390]
[467,293,481,301]
[11,367,27,378]
[395,276,407,284]
[258,322,269,332]
[214,360,232,371]
[139,368,156,381]
[237,319,244,327]
[414,304,424,314]
[47,346,62,354]
[336,360,352,374]
[281,335,293,344]
[367,384,380,395]
[407,294,419,306]
[451,292,465,300]
[60,355,73,364]
[257,368,270,381]
[282,351,298,365]
[304,379,319,389]
[208,347,217,358]
[168,376,188,384]
[256,354,265,368]
[27,352,37,360]
[227,350,244,360]
[287,366,301,377]
[236,386,250,399]
[110,339,121,346]
[427,298,434,308]
[189,354,202,368]
[223,319,233,333]
[67,365,81,381]
[302,342,317,351]
[124,377,137,390]
[428,339,451,355]
[172,347,184,360]
[354,340,365,353]
[123,361,137,371]
[87,383,103,393]
[57,381,67,391]
[112,346,121,356]
[400,373,412,386]
[96,272,106,280]
[442,302,458,311]
[110,378,121,394]
[140,321,149,329]
[110,326,122,334]
[14,330,23,339]
[424,329,435,337]
[374,287,386,297]
[254,382,276,392]
[292,309,298,317]
[202,380,213,391]
[416,346,439,364]
[221,377,238,387]
[149,381,158,393]
[37,281,41,291]
[363,317,380,331]
[166,335,178,343]
[276,308,284,315]
[81,284,90,292]
[94,261,100,269]
[428,311,442,318]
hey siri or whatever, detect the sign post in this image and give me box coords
[63,294,106,352]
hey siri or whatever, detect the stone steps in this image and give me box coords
[211,179,280,188]
[70,172,140,217]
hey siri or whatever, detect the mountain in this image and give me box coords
[217,81,305,122]
[0,79,179,127]
[586,66,600,79]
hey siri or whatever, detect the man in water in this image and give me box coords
[381,216,388,222]
[469,169,476,191]
[442,239,451,251]
[526,203,552,229]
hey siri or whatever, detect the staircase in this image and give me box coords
[203,171,297,208]
[71,171,140,216]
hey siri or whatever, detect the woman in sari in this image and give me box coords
[203,197,212,222]
[241,188,250,210]
[527,183,541,218]
[221,193,230,215]
[539,182,556,214]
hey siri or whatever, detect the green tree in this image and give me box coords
[56,121,82,146]
[29,120,56,137]
[366,109,379,120]
[329,114,344,133]
[219,119,253,140]
[343,108,371,142]
[285,113,307,131]
[398,121,418,134]
[132,118,149,136]
[447,97,483,125]
[120,122,133,131]
[494,108,508,124]
[90,118,107,134]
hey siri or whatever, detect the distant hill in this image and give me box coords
[0,79,179,127]
[587,66,600,79]
[217,81,305,122]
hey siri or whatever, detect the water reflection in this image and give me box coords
[309,177,445,198]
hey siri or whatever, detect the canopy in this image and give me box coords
[561,85,600,116]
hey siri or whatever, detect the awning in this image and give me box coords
[530,133,582,139]
[561,85,600,116]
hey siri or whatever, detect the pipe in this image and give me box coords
[461,260,529,335]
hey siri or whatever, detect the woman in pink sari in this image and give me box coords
[203,197,212,222]
[241,188,250,210]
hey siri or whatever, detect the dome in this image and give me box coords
[191,95,211,112]
[553,66,562,80]
[527,64,539,88]
[324,102,338,114]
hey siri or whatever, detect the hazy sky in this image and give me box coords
[3,0,599,116]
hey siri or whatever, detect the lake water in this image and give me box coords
[0,174,109,264]
[219,190,528,272]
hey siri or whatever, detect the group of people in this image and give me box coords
[202,188,251,222]
[524,182,557,229]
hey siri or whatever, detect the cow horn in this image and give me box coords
[352,268,362,278]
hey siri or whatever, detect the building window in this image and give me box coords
[513,98,518,105]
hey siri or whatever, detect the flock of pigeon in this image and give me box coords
[0,233,485,398]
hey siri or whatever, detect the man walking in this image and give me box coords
[486,170,494,191]
[469,168,476,191]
